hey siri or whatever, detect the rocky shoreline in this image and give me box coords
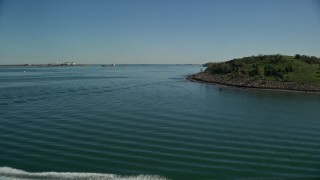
[187,72,320,93]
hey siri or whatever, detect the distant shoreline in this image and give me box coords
[187,72,320,93]
[0,64,92,67]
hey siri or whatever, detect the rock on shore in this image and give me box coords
[187,72,320,92]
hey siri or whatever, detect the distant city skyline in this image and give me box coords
[0,0,319,64]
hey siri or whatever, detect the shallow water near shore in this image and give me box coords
[1,64,320,179]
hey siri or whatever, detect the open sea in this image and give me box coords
[0,64,320,180]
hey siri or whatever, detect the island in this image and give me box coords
[187,54,320,92]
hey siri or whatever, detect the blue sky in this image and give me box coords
[0,0,319,64]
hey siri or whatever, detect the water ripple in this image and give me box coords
[1,65,320,179]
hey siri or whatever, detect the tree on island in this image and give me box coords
[204,54,320,83]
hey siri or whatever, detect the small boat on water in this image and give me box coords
[102,64,115,67]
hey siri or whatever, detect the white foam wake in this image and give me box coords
[0,167,167,180]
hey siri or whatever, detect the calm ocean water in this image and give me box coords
[0,65,320,180]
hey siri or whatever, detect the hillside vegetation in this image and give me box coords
[204,54,320,83]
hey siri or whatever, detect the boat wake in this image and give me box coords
[0,167,167,180]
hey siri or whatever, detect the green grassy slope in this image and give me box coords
[205,54,320,84]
